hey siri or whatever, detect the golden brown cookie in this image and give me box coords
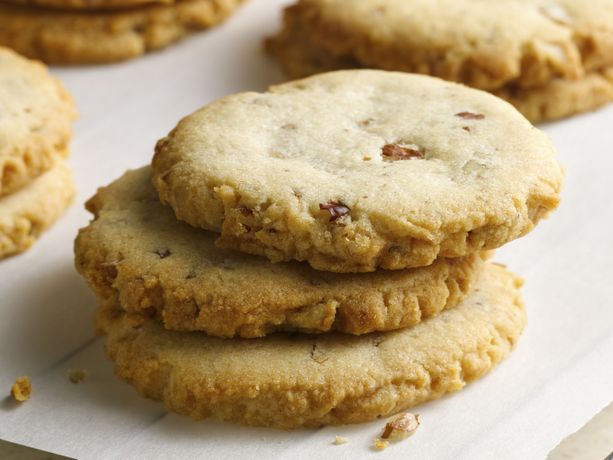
[153,70,563,273]
[1,158,74,259]
[75,166,487,337]
[0,46,75,197]
[268,0,613,122]
[4,0,169,11]
[96,263,526,428]
[0,0,245,64]
[495,67,613,122]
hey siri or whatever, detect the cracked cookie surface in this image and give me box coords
[0,0,244,64]
[0,47,75,197]
[1,158,74,259]
[268,0,613,121]
[153,70,563,272]
[76,166,487,337]
[96,263,526,428]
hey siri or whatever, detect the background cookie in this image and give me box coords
[0,159,74,259]
[0,0,245,64]
[76,167,487,337]
[96,263,526,428]
[3,0,170,11]
[0,47,75,197]
[153,70,563,273]
[495,67,613,122]
[268,0,613,121]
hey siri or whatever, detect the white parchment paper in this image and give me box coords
[1,1,612,458]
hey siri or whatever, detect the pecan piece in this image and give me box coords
[455,112,485,120]
[238,207,254,217]
[319,200,350,221]
[381,144,422,161]
[153,249,171,259]
[381,412,420,441]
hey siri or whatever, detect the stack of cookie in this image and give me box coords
[267,0,613,123]
[75,70,563,428]
[0,47,76,259]
[0,0,245,64]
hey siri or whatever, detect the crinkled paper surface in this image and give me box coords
[0,1,612,458]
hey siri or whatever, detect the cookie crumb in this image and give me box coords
[67,368,88,384]
[381,412,420,441]
[373,438,389,450]
[10,376,32,402]
[332,435,348,445]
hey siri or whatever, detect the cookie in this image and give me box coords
[0,0,244,64]
[0,47,75,197]
[152,70,563,273]
[267,27,613,122]
[268,0,613,121]
[495,66,613,122]
[96,263,526,428]
[0,159,74,259]
[75,166,487,337]
[4,0,169,11]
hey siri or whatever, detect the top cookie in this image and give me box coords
[270,0,613,91]
[0,47,76,197]
[153,70,563,273]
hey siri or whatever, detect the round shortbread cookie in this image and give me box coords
[0,159,74,259]
[267,17,613,123]
[3,0,170,11]
[0,0,244,64]
[269,0,613,92]
[75,166,487,337]
[0,47,75,197]
[495,66,613,122]
[96,263,526,428]
[153,70,563,273]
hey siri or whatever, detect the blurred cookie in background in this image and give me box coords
[0,47,75,258]
[267,0,613,122]
[0,0,246,64]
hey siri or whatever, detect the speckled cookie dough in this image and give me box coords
[96,262,526,428]
[0,0,245,64]
[153,70,563,272]
[0,47,75,197]
[75,167,488,337]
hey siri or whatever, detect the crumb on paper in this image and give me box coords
[10,376,32,402]
[373,438,389,450]
[332,435,348,445]
[67,368,88,384]
[381,412,420,442]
